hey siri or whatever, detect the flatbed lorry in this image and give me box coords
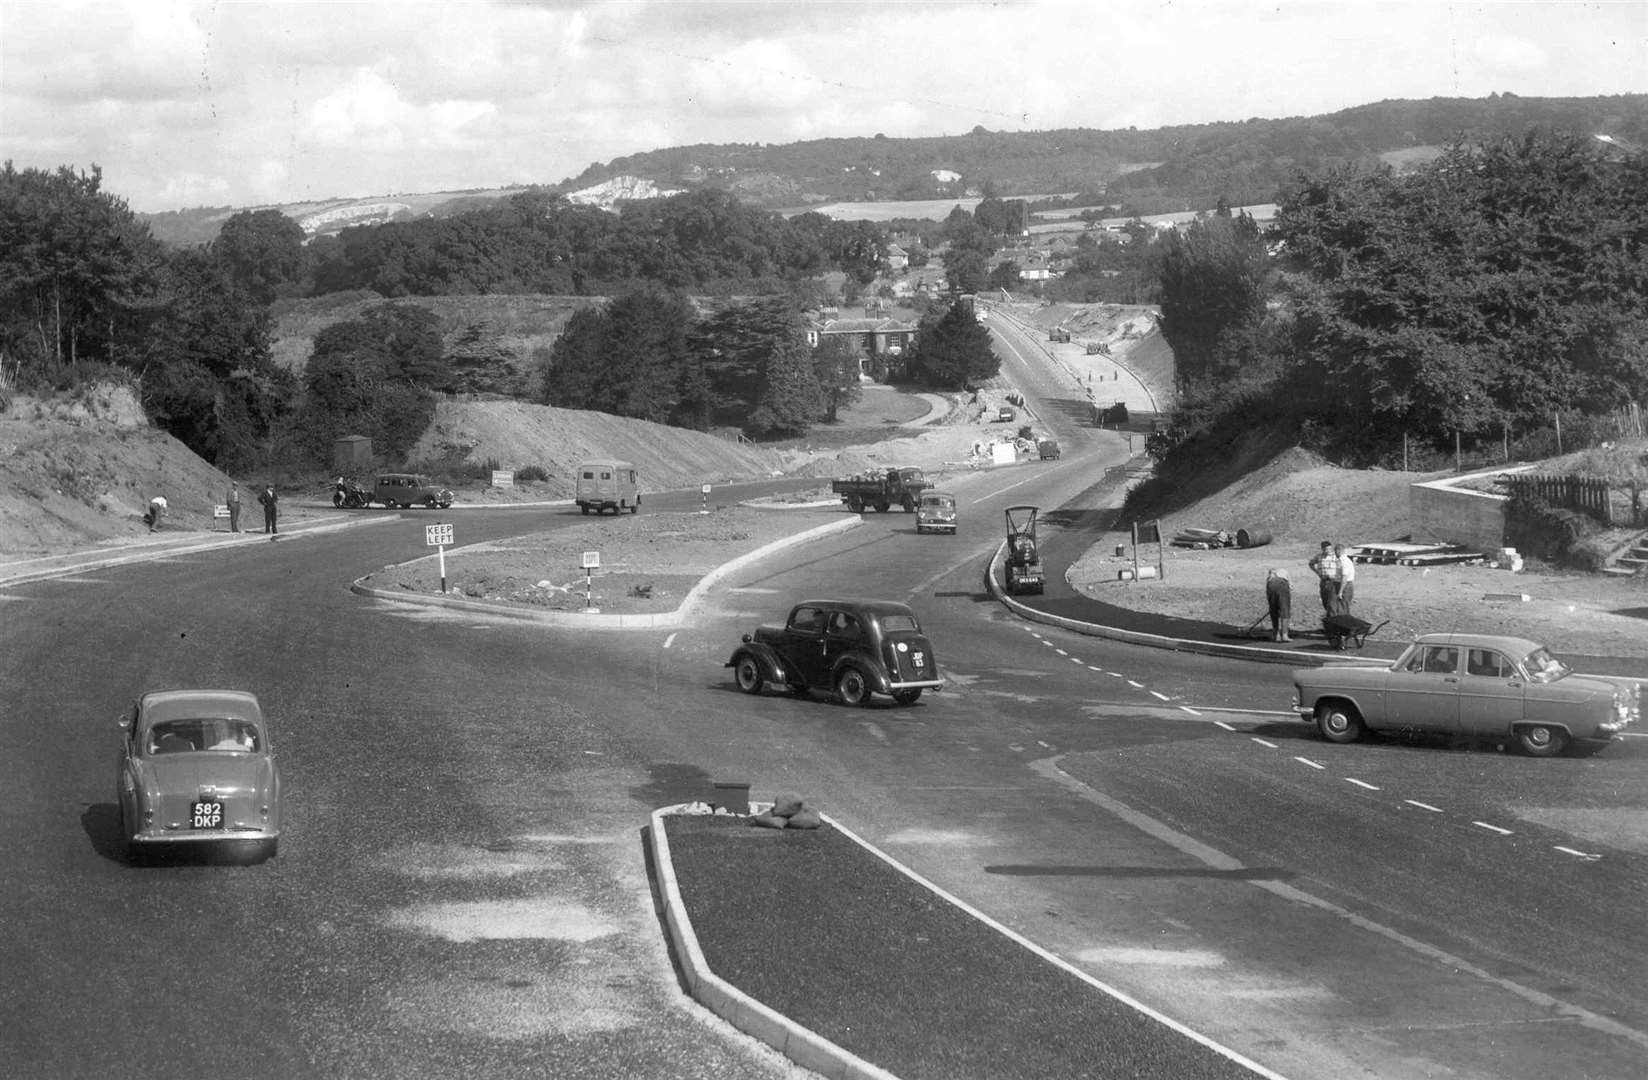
[831,467,931,513]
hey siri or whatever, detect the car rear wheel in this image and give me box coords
[425,496,438,509]
[1515,723,1568,757]
[892,689,922,706]
[734,656,764,695]
[1316,701,1364,743]
[836,667,871,707]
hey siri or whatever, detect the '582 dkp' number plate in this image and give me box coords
[191,800,224,830]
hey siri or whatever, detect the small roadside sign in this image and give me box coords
[581,550,600,569]
[426,523,454,547]
[491,470,514,488]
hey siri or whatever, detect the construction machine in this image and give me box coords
[1004,505,1045,595]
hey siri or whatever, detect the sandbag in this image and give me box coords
[750,813,788,830]
[769,793,805,817]
[785,808,823,830]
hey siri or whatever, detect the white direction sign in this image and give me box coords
[426,522,454,546]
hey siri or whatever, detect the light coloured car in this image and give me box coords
[116,689,282,861]
[1292,632,1638,756]
[915,491,957,534]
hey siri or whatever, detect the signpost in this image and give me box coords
[426,522,454,593]
[581,550,600,613]
[700,483,711,515]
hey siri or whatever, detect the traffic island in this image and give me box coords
[649,804,1277,1080]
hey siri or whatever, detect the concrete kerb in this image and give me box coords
[349,515,865,629]
[648,804,901,1080]
[985,540,1388,669]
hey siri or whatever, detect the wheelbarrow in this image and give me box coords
[1322,613,1389,650]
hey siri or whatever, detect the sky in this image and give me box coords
[2,0,1644,214]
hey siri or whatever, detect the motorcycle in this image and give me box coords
[332,478,370,509]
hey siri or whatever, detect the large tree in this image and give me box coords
[0,162,164,375]
[1154,208,1270,392]
[901,301,999,389]
[210,209,308,305]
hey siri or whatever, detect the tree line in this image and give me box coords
[1150,131,1648,470]
[0,164,1000,471]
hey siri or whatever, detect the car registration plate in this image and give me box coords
[912,652,925,669]
[191,800,224,829]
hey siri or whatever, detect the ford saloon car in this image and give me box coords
[1292,632,1638,756]
[116,689,282,861]
[727,599,943,706]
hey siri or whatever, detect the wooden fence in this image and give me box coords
[1500,474,1644,527]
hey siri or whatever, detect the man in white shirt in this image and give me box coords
[1335,543,1356,612]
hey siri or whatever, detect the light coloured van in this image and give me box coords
[575,460,641,515]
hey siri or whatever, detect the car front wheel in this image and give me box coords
[836,667,871,707]
[1316,701,1364,743]
[425,496,438,508]
[734,656,764,695]
[1515,723,1568,757]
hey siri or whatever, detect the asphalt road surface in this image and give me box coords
[4,358,1647,1079]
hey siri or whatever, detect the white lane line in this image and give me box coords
[1251,737,1278,748]
[1473,821,1513,836]
[1345,778,1381,791]
[1184,707,1205,717]
[1087,664,1105,672]
[1405,799,1444,813]
[1294,757,1325,770]
[1054,647,1068,655]
[1107,671,1123,678]
[1555,846,1602,860]
[662,632,677,648]
[1127,680,1144,689]
[1149,690,1171,701]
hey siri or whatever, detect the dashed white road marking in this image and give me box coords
[1345,778,1381,791]
[1127,680,1144,689]
[1149,690,1170,701]
[1183,707,1204,717]
[1555,846,1602,860]
[1404,799,1444,813]
[662,632,677,648]
[1251,738,1278,749]
[1293,757,1325,770]
[1054,647,1068,656]
[1473,821,1513,835]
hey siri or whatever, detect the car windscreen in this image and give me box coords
[1523,647,1572,682]
[148,718,261,754]
[879,614,920,633]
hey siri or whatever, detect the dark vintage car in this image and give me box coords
[726,599,943,706]
[1293,632,1639,756]
[374,473,453,509]
[915,491,958,534]
[116,689,282,861]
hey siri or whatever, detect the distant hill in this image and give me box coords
[140,93,1646,247]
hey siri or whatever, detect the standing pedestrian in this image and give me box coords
[1265,568,1292,642]
[1335,543,1356,612]
[257,484,279,534]
[145,495,168,533]
[1308,540,1341,615]
[226,481,243,533]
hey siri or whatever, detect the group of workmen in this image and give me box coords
[1264,540,1358,643]
[145,481,279,535]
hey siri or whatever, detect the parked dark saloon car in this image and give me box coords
[727,599,943,706]
[1293,632,1638,756]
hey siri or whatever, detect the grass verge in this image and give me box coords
[661,812,1264,1080]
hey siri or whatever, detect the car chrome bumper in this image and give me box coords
[888,678,944,691]
[132,828,278,844]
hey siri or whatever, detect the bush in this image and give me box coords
[515,464,550,483]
